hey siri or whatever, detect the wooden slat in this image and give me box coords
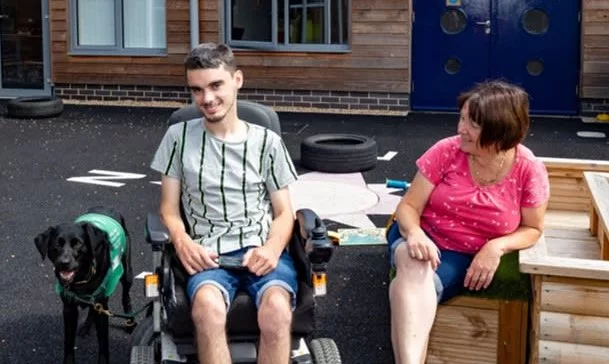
[539,340,609,363]
[545,235,600,260]
[541,280,609,317]
[497,300,528,364]
[427,305,498,364]
[540,311,609,347]
[528,275,542,364]
[543,210,589,230]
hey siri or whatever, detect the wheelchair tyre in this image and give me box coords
[310,338,341,364]
[130,346,154,364]
[131,315,155,346]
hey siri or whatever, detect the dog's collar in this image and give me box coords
[73,259,97,286]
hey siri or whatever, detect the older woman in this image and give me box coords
[388,81,549,364]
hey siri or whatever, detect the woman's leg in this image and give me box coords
[389,240,438,364]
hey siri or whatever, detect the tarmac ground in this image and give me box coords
[2,103,609,363]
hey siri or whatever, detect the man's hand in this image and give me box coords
[404,228,441,270]
[173,232,219,275]
[464,239,505,291]
[243,245,281,276]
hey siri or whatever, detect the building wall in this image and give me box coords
[581,0,609,114]
[51,0,608,115]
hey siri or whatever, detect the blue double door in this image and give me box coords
[411,0,580,115]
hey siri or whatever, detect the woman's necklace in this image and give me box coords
[470,152,506,184]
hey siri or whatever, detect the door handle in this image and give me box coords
[475,20,491,34]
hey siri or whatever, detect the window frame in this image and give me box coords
[69,0,167,56]
[225,0,350,53]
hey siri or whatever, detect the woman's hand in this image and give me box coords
[464,239,505,291]
[405,228,441,270]
[173,232,219,275]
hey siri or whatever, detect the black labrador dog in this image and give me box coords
[34,206,133,364]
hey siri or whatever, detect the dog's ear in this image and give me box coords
[83,222,107,256]
[34,227,55,260]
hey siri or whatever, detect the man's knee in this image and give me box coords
[258,287,292,334]
[191,285,227,329]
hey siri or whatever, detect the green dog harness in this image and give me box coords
[55,213,127,300]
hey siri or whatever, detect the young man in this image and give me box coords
[151,43,299,364]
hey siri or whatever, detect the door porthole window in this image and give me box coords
[522,9,549,35]
[527,59,544,76]
[441,9,467,34]
[444,58,462,75]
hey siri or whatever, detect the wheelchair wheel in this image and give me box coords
[310,338,341,364]
[130,315,159,364]
[130,346,154,364]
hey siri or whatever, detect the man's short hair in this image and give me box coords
[458,80,530,152]
[184,43,237,74]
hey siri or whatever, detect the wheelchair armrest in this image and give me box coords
[145,212,170,248]
[295,208,335,271]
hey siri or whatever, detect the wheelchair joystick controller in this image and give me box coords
[308,221,334,296]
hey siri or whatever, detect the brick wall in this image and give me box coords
[55,83,606,116]
[580,98,609,116]
[54,83,410,114]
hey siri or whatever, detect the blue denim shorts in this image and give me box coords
[186,248,298,309]
[387,221,473,303]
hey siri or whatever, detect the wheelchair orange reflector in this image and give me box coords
[144,274,159,298]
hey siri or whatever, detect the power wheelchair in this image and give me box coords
[129,101,342,364]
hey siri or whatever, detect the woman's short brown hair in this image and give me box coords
[458,80,530,152]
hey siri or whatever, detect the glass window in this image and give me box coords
[72,0,166,55]
[227,0,349,52]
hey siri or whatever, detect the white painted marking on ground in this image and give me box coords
[67,169,147,187]
[290,172,399,228]
[377,151,398,161]
[135,271,153,279]
[150,181,162,185]
[577,131,606,138]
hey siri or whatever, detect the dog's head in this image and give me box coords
[34,222,107,286]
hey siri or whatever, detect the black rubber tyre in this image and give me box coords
[130,346,155,364]
[130,315,155,346]
[300,133,377,173]
[7,96,64,119]
[310,338,341,364]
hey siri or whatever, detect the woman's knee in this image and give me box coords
[191,285,227,329]
[258,287,292,335]
[393,242,429,274]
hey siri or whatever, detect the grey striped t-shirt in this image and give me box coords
[151,119,298,254]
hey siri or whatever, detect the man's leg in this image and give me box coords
[257,286,292,364]
[247,251,298,364]
[187,269,238,364]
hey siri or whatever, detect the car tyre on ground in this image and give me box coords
[300,133,377,173]
[310,338,342,364]
[7,96,64,119]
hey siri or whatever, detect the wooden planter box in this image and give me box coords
[520,159,609,364]
[427,296,528,364]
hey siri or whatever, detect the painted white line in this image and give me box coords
[577,131,606,139]
[135,271,154,279]
[67,169,147,187]
[150,181,162,185]
[377,151,398,161]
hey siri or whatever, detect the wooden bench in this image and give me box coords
[520,158,609,364]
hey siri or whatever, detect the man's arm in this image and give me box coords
[243,187,294,276]
[159,175,218,274]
